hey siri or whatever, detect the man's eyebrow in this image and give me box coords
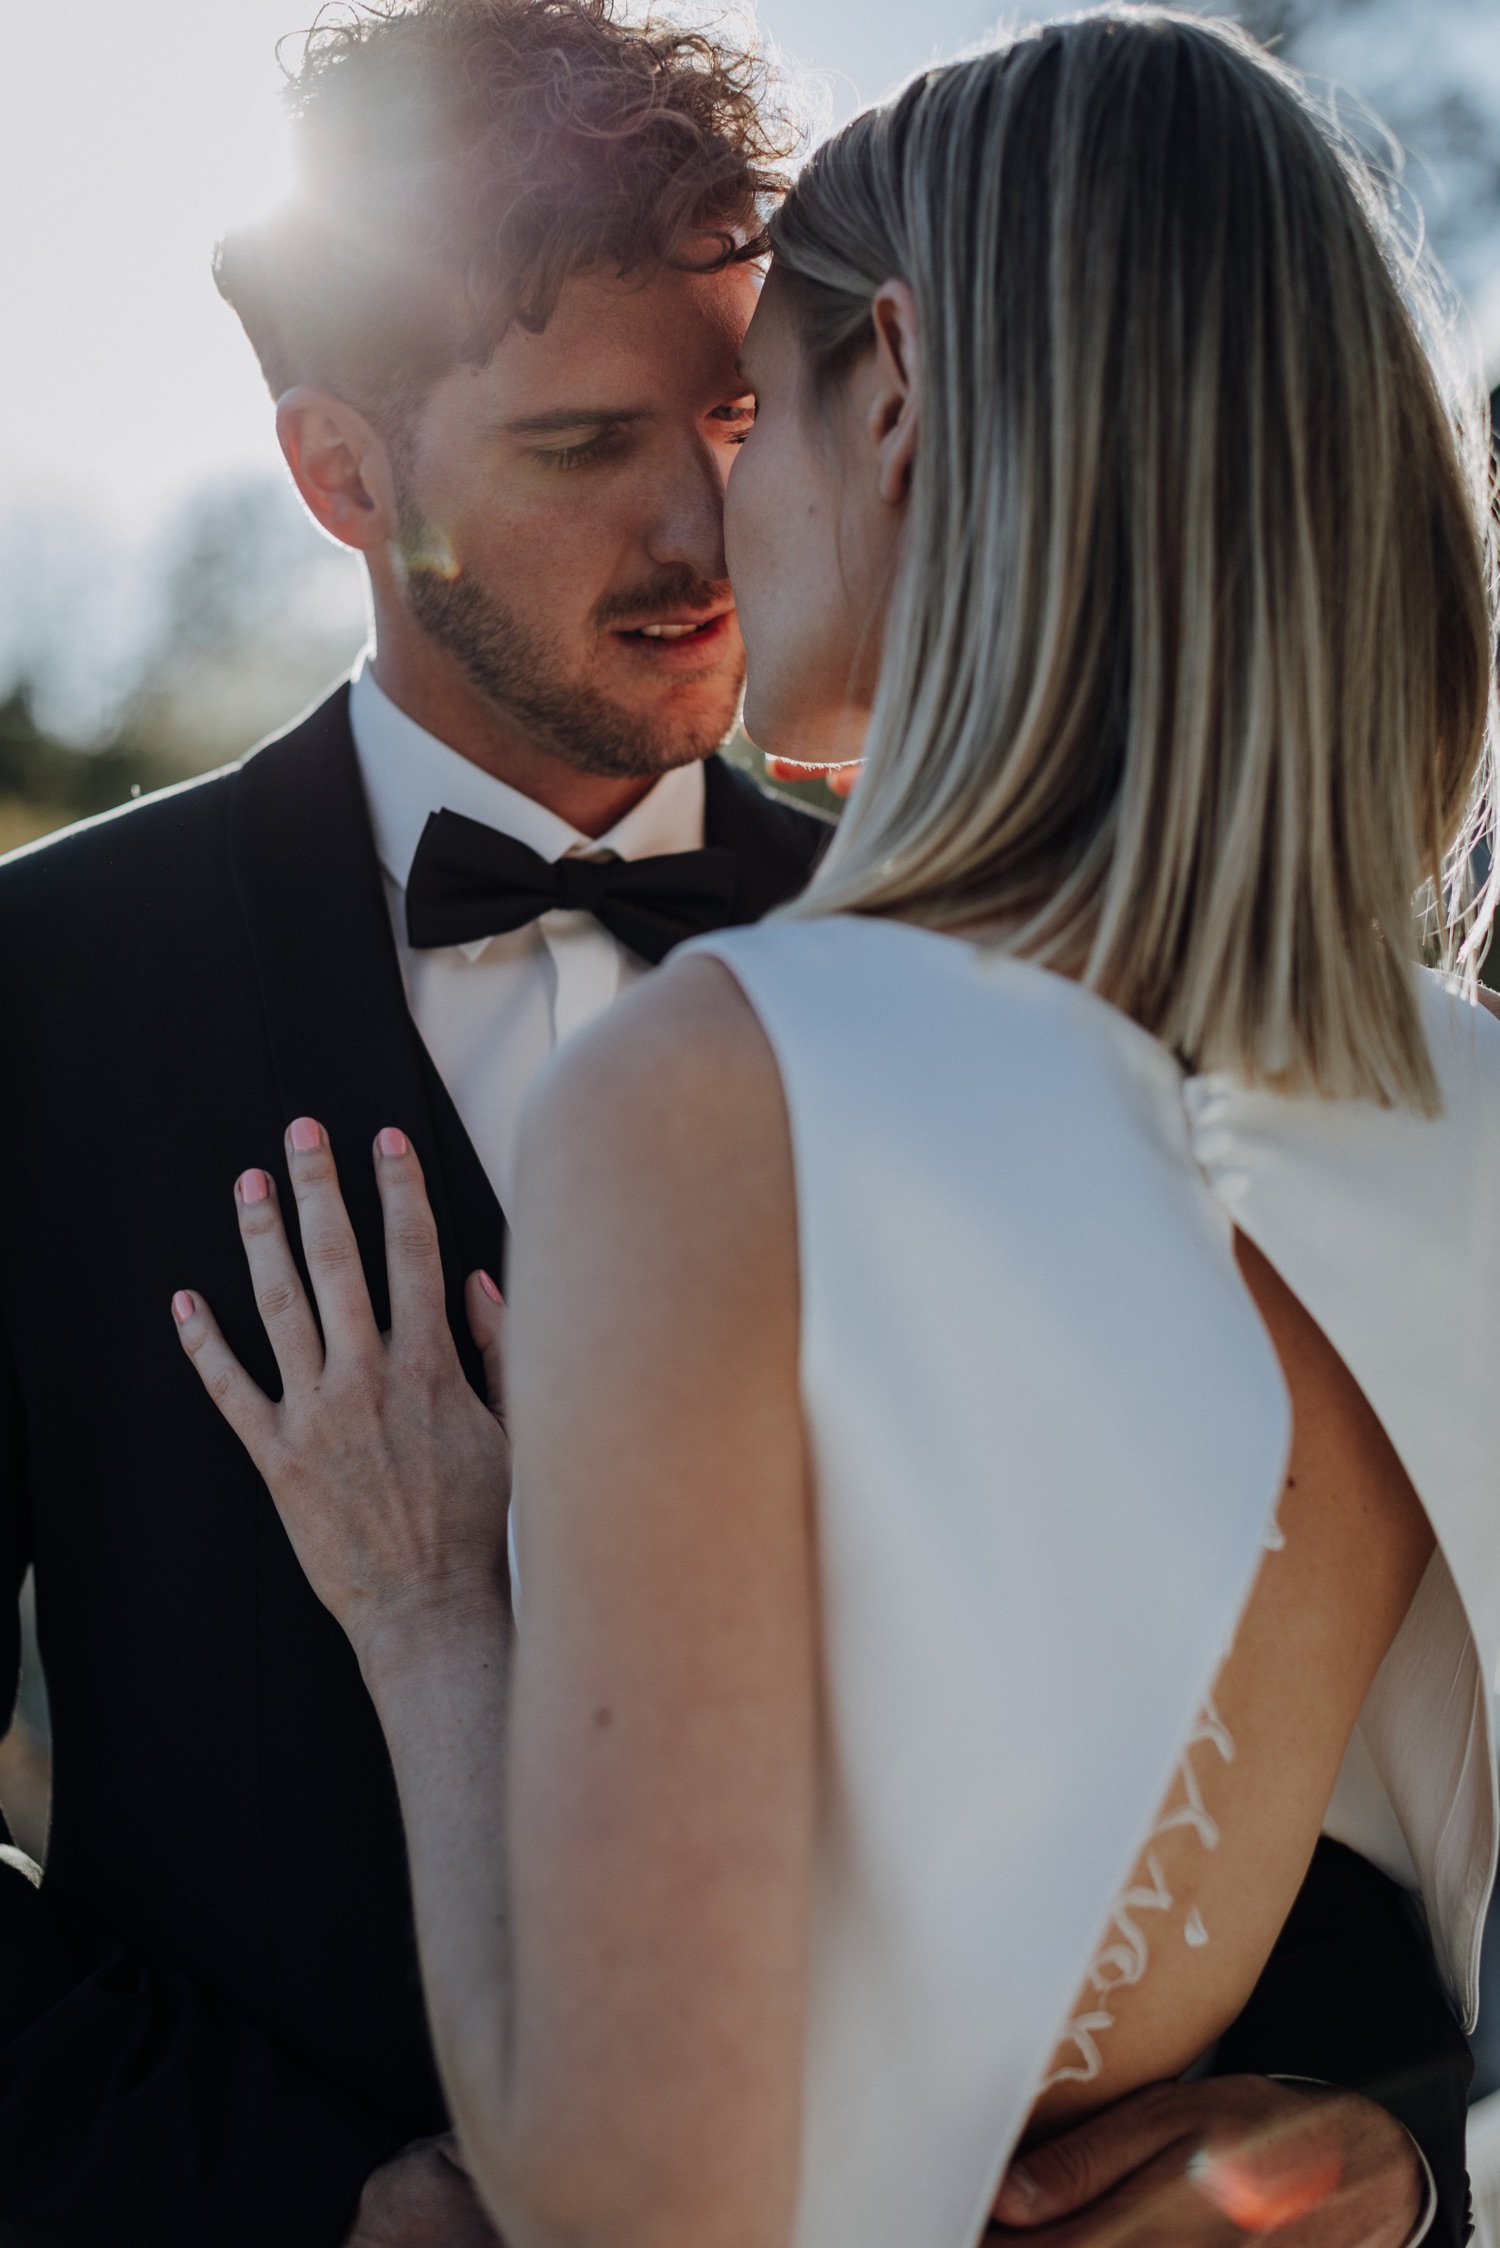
[496,406,651,437]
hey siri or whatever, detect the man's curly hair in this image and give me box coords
[215,0,794,419]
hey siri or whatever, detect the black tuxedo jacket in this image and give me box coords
[0,687,1470,2247]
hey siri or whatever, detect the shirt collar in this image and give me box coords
[347,650,707,891]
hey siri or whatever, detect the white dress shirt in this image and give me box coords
[348,654,706,1217]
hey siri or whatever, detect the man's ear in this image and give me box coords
[276,386,396,553]
[868,280,920,507]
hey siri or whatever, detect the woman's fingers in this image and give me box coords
[283,1118,381,1360]
[174,1145,514,1660]
[465,1269,508,1427]
[373,1128,449,1348]
[235,1168,325,1391]
[171,1289,281,1471]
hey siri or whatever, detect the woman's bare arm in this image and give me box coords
[475,954,814,2247]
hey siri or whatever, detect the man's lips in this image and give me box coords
[608,609,736,664]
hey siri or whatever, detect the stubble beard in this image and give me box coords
[398,501,743,781]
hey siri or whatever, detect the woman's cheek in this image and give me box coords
[724,436,771,595]
[727,416,840,755]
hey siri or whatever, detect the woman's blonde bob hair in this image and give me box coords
[772,7,1498,1110]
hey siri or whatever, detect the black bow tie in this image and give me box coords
[404,808,740,965]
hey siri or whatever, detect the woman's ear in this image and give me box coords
[275,386,396,553]
[868,280,920,506]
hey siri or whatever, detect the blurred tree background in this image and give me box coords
[0,478,372,855]
[1227,0,1500,340]
[3,0,1500,1865]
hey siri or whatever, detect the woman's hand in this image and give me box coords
[171,1117,511,1672]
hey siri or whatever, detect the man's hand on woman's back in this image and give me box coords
[990,2076,1424,2245]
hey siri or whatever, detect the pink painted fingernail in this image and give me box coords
[1000,2164,1039,2212]
[172,1291,195,1324]
[478,1269,502,1303]
[377,1127,408,1158]
[289,1117,321,1152]
[238,1168,269,1205]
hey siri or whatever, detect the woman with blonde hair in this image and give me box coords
[174,10,1500,2245]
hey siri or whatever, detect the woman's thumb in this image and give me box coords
[465,1269,507,1424]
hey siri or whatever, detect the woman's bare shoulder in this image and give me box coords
[525,950,782,1156]
[515,951,793,1273]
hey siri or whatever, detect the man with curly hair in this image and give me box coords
[0,8,827,2245]
[0,3,1475,2244]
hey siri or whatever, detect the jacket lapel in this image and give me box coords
[702,753,833,922]
[226,685,503,1393]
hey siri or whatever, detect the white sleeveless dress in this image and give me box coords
[680,915,1500,2248]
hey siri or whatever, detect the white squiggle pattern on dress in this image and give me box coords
[1040,1697,1236,2089]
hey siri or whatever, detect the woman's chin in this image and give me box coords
[738,684,783,759]
[742,691,863,771]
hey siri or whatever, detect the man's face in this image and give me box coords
[391,259,759,779]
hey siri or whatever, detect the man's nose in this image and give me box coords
[641,434,731,585]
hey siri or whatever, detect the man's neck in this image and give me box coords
[367,637,661,841]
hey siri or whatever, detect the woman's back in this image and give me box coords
[667,914,1500,2248]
